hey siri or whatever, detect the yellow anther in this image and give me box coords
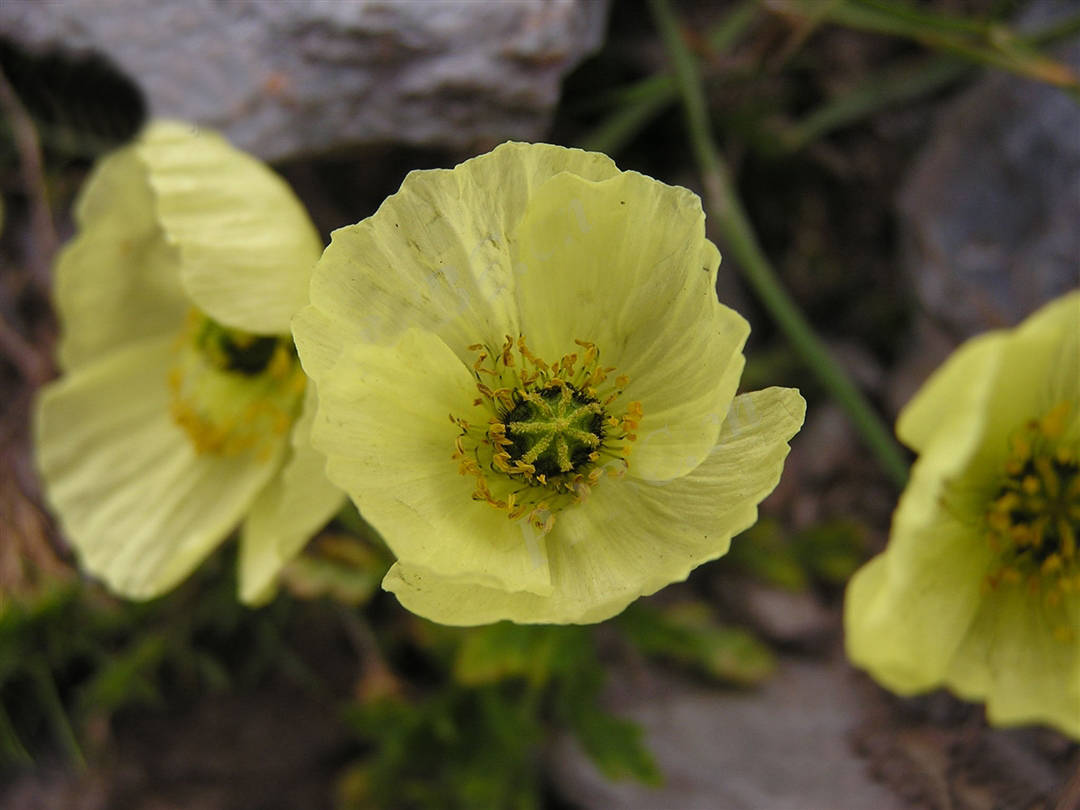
[1060,519,1076,559]
[1039,401,1069,439]
[983,402,1080,606]
[1010,524,1033,545]
[1041,554,1063,576]
[1009,433,1031,462]
[1034,456,1060,498]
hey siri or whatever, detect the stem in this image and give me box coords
[649,0,910,489]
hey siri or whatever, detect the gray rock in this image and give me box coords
[0,0,610,161]
[713,577,836,648]
[897,39,1080,337]
[549,659,907,810]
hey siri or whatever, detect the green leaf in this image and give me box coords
[619,601,776,686]
[0,701,32,766]
[76,634,167,716]
[557,665,661,786]
[452,623,584,687]
[571,702,662,786]
[792,519,868,585]
[341,687,545,810]
[724,518,808,591]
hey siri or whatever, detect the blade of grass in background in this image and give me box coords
[770,0,1080,91]
[648,0,911,489]
[578,0,759,154]
[577,77,675,157]
[774,54,970,153]
[775,4,1080,148]
[581,2,1080,158]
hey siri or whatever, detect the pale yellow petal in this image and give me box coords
[512,169,749,481]
[701,237,722,284]
[844,518,994,696]
[35,337,285,599]
[53,144,187,372]
[898,291,1080,478]
[311,328,552,596]
[896,331,1003,456]
[946,586,1080,738]
[136,121,322,334]
[384,388,804,625]
[297,142,621,383]
[238,383,346,604]
[979,290,1080,453]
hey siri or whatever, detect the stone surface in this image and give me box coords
[712,577,836,648]
[0,0,610,162]
[897,36,1080,338]
[549,658,908,810]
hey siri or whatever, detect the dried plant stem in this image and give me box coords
[0,312,46,386]
[0,65,59,291]
[1056,754,1080,810]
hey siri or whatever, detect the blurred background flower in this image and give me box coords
[35,121,343,606]
[846,291,1079,739]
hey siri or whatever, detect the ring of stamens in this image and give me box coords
[451,335,642,533]
[983,400,1080,641]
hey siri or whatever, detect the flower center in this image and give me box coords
[168,311,306,456]
[503,383,604,478]
[984,401,1080,638]
[195,317,282,376]
[451,335,642,534]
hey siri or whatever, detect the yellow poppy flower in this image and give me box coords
[292,142,805,625]
[35,121,344,604]
[845,291,1080,738]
